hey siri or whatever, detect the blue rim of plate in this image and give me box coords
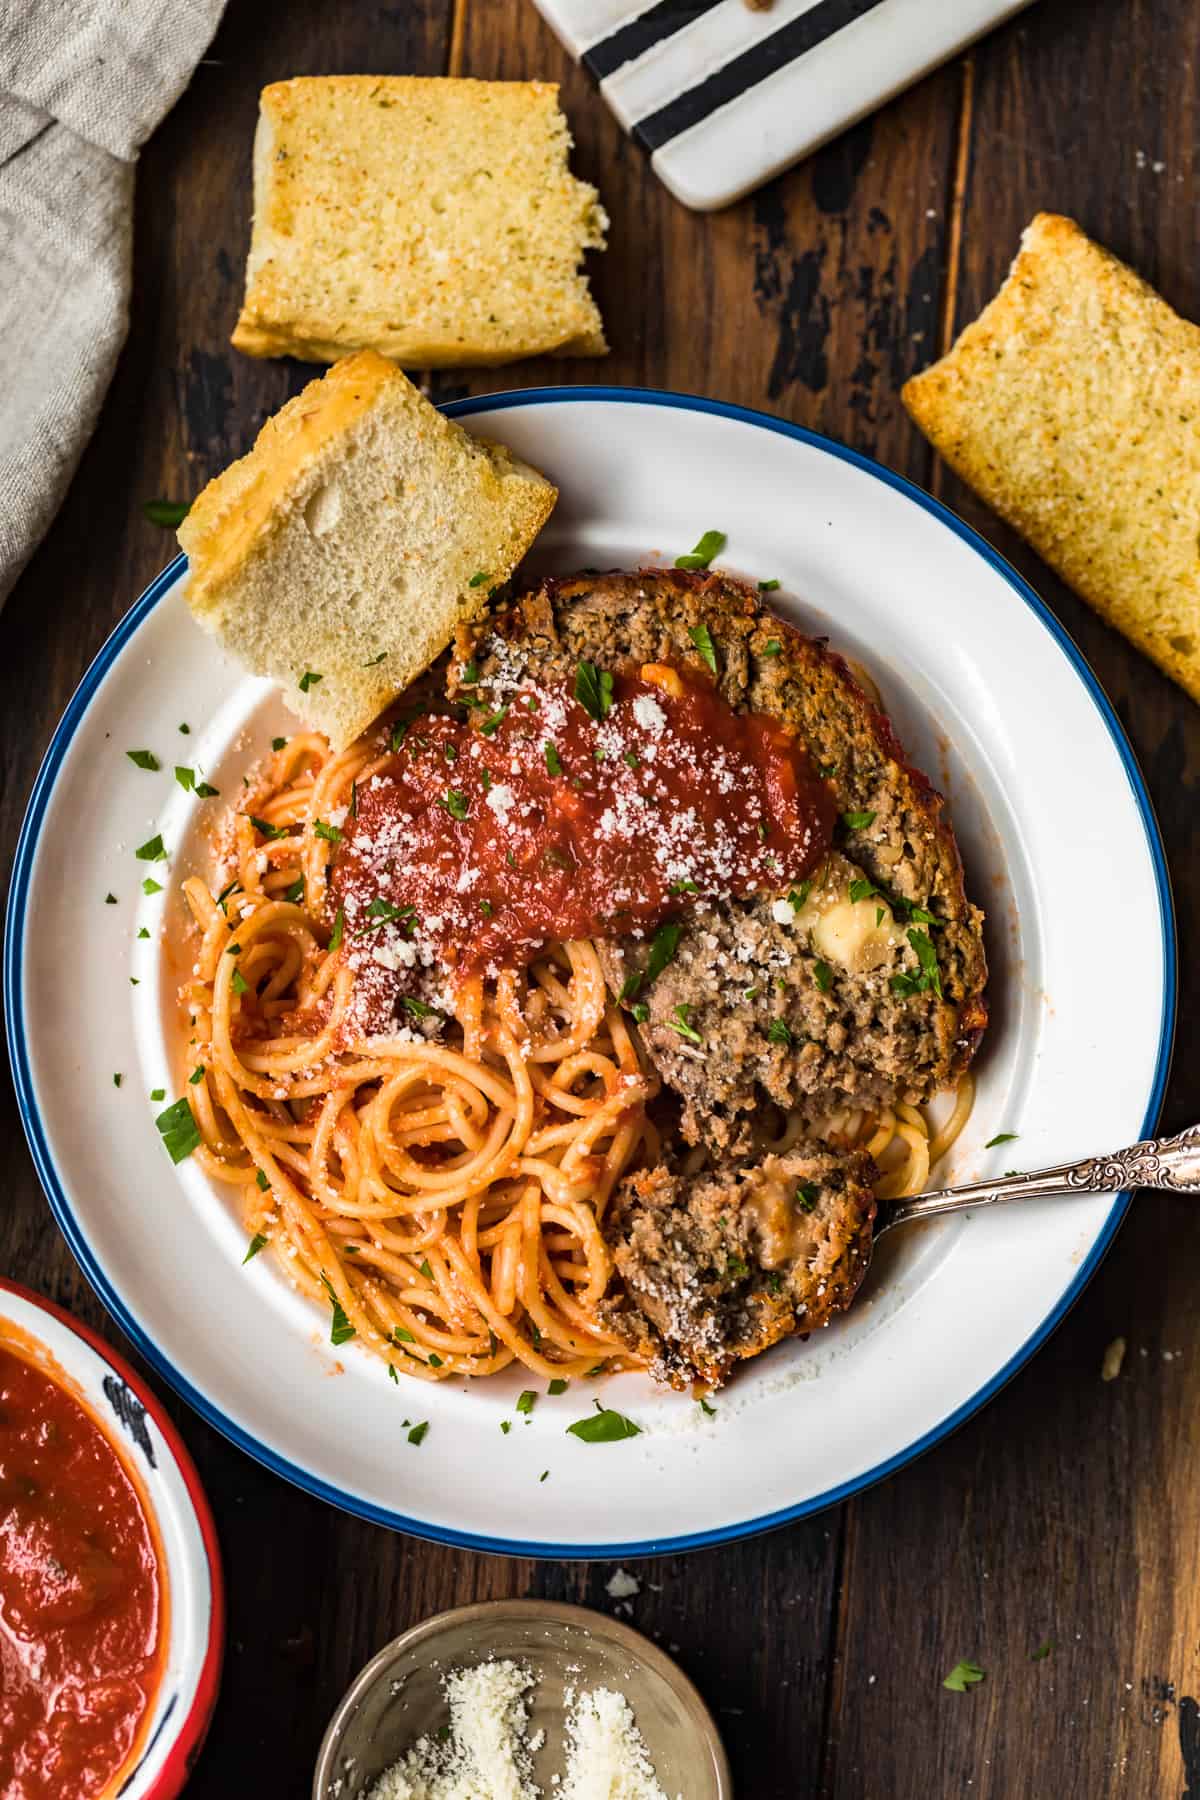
[4,386,1177,1559]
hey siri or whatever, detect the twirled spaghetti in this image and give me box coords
[179,732,971,1381]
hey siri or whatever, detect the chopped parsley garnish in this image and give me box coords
[500,1420,511,1434]
[985,1132,1019,1148]
[480,898,494,918]
[329,908,344,952]
[256,1169,270,1191]
[788,880,813,910]
[363,897,413,930]
[388,1363,399,1384]
[631,1002,649,1024]
[743,985,759,1001]
[698,1395,717,1416]
[567,1402,642,1443]
[623,749,640,769]
[226,942,242,955]
[794,1182,818,1213]
[461,660,479,684]
[135,834,167,863]
[943,1660,985,1693]
[668,1004,702,1044]
[907,903,938,926]
[395,1327,415,1344]
[575,660,614,722]
[762,638,782,655]
[298,670,323,692]
[188,1065,205,1085]
[155,1097,200,1163]
[283,876,305,904]
[813,959,833,993]
[419,1259,433,1280]
[645,921,682,984]
[440,789,469,821]
[767,1018,794,1046]
[319,1272,356,1346]
[670,878,698,894]
[544,742,562,776]
[480,707,509,736]
[150,1088,165,1103]
[765,1271,784,1294]
[243,1233,268,1263]
[407,1422,429,1445]
[468,570,490,587]
[540,1470,549,1483]
[758,579,781,593]
[848,879,882,904]
[548,1378,569,1395]
[215,879,240,911]
[364,651,387,667]
[723,1253,749,1284]
[390,719,408,751]
[687,622,719,675]
[231,968,249,996]
[402,996,441,1019]
[313,818,343,842]
[675,528,726,570]
[907,929,942,997]
[126,749,159,770]
[249,815,288,840]
[427,1353,443,1368]
[143,498,190,527]
[105,893,117,904]
[180,723,191,735]
[876,907,885,926]
[841,810,876,831]
[272,736,287,751]
[516,1390,537,1414]
[137,926,150,939]
[113,1072,122,1088]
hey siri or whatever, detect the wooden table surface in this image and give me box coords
[2,1,1198,1794]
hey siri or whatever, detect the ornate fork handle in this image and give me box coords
[879,1123,1200,1235]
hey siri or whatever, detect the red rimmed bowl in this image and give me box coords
[0,1278,224,1797]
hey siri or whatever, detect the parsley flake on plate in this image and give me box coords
[675,528,726,570]
[468,571,490,587]
[298,670,323,692]
[319,1273,356,1346]
[126,749,159,771]
[407,1421,429,1446]
[516,1390,537,1414]
[567,1401,642,1443]
[155,1097,200,1164]
[574,660,614,722]
[687,622,719,675]
[135,834,167,863]
[985,1132,1019,1148]
[548,1378,569,1395]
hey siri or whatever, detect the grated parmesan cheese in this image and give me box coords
[363,1661,676,1800]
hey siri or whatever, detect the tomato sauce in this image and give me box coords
[331,663,835,1028]
[0,1344,164,1800]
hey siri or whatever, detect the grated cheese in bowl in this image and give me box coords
[365,1659,677,1800]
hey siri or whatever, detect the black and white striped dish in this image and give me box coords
[533,0,1035,211]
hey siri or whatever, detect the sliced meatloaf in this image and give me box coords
[462,568,988,1149]
[599,1145,877,1389]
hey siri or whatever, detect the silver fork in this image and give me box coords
[878,1123,1200,1234]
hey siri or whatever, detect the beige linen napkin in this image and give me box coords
[0,0,227,602]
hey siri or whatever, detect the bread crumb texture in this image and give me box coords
[233,76,608,367]
[903,212,1200,704]
[178,351,557,748]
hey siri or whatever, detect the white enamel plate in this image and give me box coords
[6,391,1174,1556]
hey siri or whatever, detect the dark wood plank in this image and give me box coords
[830,2,1200,1794]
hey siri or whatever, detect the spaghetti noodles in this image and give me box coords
[179,732,971,1382]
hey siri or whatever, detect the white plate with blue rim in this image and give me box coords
[5,388,1174,1556]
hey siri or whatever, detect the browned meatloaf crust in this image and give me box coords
[464,568,988,1149]
[599,1146,877,1388]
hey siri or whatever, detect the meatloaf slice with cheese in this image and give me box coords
[462,568,988,1149]
[599,1145,877,1389]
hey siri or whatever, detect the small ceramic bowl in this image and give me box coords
[0,1278,224,1798]
[313,1598,731,1798]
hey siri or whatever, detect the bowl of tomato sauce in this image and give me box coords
[0,1278,223,1799]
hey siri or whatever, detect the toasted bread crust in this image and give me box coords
[904,212,1200,704]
